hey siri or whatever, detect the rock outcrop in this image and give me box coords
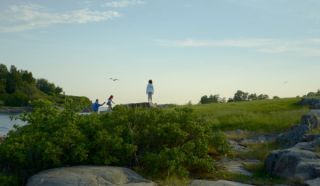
[27,166,156,186]
[276,110,320,148]
[265,136,320,183]
[265,109,320,185]
[298,98,320,109]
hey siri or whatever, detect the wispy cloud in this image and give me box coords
[0,4,121,32]
[103,0,145,8]
[156,38,320,56]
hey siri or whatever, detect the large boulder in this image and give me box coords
[27,166,156,186]
[265,137,320,181]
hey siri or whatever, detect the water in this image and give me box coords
[0,113,26,136]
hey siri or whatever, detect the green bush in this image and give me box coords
[4,92,29,106]
[0,172,20,186]
[0,101,229,183]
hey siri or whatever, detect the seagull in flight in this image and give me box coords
[109,78,119,81]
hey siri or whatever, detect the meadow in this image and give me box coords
[192,97,309,132]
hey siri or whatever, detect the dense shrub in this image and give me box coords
[0,100,229,183]
[4,92,29,106]
[0,172,20,186]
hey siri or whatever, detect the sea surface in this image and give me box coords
[0,113,26,136]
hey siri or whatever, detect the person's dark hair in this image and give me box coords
[95,99,98,102]
[109,95,113,99]
[148,80,152,84]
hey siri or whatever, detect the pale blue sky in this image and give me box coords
[1,0,320,104]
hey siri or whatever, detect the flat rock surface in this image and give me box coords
[219,159,260,177]
[305,177,320,186]
[27,166,156,186]
[190,179,254,186]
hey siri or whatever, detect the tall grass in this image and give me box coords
[192,98,308,132]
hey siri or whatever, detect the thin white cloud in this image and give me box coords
[103,0,145,8]
[156,38,320,56]
[157,38,274,48]
[0,4,121,32]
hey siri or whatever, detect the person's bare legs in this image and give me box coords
[148,93,152,103]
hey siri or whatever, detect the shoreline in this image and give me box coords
[0,107,31,114]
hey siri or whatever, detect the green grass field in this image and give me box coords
[191,98,309,133]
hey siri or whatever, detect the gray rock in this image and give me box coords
[189,180,254,186]
[27,166,156,186]
[240,134,278,145]
[301,112,320,129]
[219,159,260,177]
[265,138,320,181]
[305,177,320,186]
[228,140,248,152]
[277,110,320,148]
[276,124,309,148]
[293,137,320,151]
[302,134,320,142]
[298,98,320,109]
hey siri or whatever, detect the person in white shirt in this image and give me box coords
[146,80,154,103]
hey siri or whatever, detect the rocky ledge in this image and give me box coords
[27,166,156,186]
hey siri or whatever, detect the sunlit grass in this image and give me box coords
[155,176,190,186]
[192,98,308,132]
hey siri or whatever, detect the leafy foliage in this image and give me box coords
[36,78,62,95]
[202,90,270,104]
[0,101,228,183]
[0,172,20,186]
[233,90,249,102]
[200,94,225,104]
[305,89,320,97]
[0,64,90,108]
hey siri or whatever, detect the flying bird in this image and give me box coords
[109,78,119,81]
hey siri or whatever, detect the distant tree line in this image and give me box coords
[0,64,90,107]
[200,90,273,104]
[304,90,320,97]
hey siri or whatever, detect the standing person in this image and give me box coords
[146,80,154,104]
[92,99,105,113]
[107,95,115,110]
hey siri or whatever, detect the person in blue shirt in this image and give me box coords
[92,99,105,112]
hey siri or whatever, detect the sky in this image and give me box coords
[0,0,320,104]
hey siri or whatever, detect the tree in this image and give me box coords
[200,94,222,104]
[36,78,62,95]
[55,86,63,95]
[5,65,20,94]
[257,94,269,100]
[227,98,234,102]
[21,70,35,84]
[0,64,8,94]
[248,93,257,101]
[200,95,209,104]
[233,90,249,102]
[306,90,320,97]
